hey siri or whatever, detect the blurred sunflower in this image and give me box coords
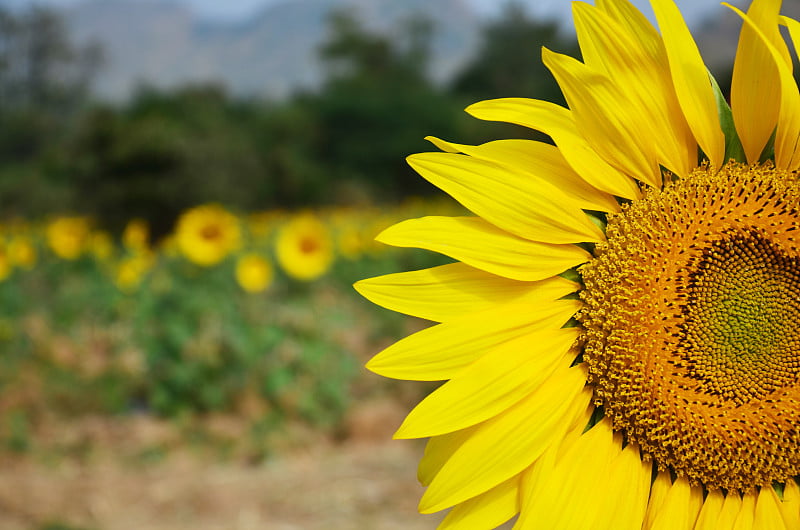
[7,236,36,270]
[175,204,241,266]
[330,209,368,260]
[122,218,150,252]
[336,223,365,260]
[45,216,91,260]
[114,253,154,292]
[356,0,800,528]
[89,230,115,262]
[275,213,334,281]
[235,253,274,293]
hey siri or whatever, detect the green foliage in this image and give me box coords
[59,86,268,237]
[0,243,425,445]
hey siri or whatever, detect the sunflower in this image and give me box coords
[114,253,154,292]
[235,252,274,293]
[355,0,800,528]
[45,216,91,260]
[122,218,150,252]
[275,212,334,281]
[7,236,36,270]
[175,204,241,267]
[89,230,115,262]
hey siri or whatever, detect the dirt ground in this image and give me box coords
[0,437,445,530]
[0,395,455,530]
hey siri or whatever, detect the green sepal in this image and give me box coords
[586,211,607,234]
[559,267,582,284]
[759,128,776,164]
[773,481,785,499]
[584,405,605,433]
[710,71,746,165]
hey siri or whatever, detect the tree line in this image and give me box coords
[0,3,577,238]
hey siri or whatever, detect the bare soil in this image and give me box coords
[0,393,449,530]
[0,437,443,530]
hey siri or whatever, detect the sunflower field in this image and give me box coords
[0,198,461,458]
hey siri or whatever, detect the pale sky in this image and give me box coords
[0,0,729,26]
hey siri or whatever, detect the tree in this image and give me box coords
[0,6,102,112]
[59,85,268,237]
[299,9,465,200]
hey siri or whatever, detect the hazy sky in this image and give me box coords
[0,0,727,25]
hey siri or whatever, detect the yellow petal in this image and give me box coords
[730,0,786,164]
[732,490,757,530]
[780,479,800,530]
[721,493,746,527]
[542,48,660,186]
[407,152,604,244]
[753,487,787,530]
[646,475,703,530]
[725,4,800,170]
[572,1,694,179]
[516,419,624,528]
[596,442,652,530]
[376,216,591,281]
[466,98,641,199]
[650,0,725,169]
[366,297,580,381]
[695,490,728,530]
[597,0,663,60]
[394,327,579,438]
[643,471,674,530]
[418,364,590,513]
[418,427,478,487]
[354,262,578,323]
[437,475,519,530]
[426,136,620,213]
[515,395,594,511]
[777,15,800,169]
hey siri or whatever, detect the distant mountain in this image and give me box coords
[63,0,481,101]
[59,0,793,102]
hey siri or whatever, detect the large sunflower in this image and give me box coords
[355,0,800,528]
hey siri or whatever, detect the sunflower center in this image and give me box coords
[680,231,800,404]
[299,236,319,254]
[579,163,800,491]
[201,224,222,241]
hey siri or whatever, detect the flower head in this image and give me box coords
[275,213,334,281]
[356,0,800,527]
[175,204,241,267]
[7,236,36,270]
[122,218,150,252]
[114,253,154,292]
[235,253,274,293]
[89,230,115,262]
[46,216,91,260]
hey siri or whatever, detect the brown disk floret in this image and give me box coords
[579,163,800,491]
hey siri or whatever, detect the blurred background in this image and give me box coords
[0,0,781,528]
